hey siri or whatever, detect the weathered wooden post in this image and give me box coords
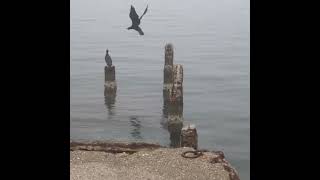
[170,64,183,105]
[181,124,198,150]
[168,121,183,147]
[163,43,174,101]
[167,64,184,124]
[167,104,183,148]
[104,64,117,116]
[163,43,184,115]
[165,43,174,66]
[162,43,174,128]
[162,43,185,148]
[104,65,117,94]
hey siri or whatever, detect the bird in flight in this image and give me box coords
[127,5,148,35]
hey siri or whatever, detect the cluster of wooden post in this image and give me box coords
[163,43,198,149]
[103,43,198,150]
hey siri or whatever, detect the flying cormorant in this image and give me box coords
[127,5,148,35]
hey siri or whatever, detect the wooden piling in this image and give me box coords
[163,43,174,100]
[170,64,183,105]
[104,65,117,94]
[163,43,185,147]
[105,65,115,81]
[164,43,174,66]
[167,121,183,148]
[181,124,198,150]
[163,43,184,105]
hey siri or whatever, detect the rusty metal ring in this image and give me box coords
[181,151,203,158]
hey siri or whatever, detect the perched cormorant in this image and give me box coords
[127,5,148,35]
[105,49,112,66]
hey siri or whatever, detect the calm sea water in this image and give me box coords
[71,0,250,179]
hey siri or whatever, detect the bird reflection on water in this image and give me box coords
[129,116,142,139]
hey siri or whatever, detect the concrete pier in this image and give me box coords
[70,140,240,180]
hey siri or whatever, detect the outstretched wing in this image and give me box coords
[139,5,148,20]
[135,26,144,35]
[129,5,140,25]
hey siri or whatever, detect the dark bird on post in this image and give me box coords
[127,5,148,35]
[105,49,112,67]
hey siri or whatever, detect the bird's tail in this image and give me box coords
[139,5,148,20]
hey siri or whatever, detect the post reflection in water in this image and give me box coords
[104,87,116,117]
[129,116,142,139]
